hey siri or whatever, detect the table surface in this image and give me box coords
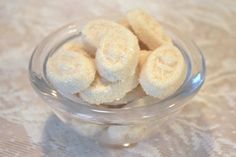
[0,0,236,156]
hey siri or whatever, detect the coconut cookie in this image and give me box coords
[127,9,172,50]
[47,50,96,94]
[82,19,134,55]
[139,45,186,98]
[80,72,139,105]
[96,30,139,82]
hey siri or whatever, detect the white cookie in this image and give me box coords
[47,50,96,94]
[82,19,127,55]
[82,19,140,82]
[127,9,172,50]
[139,45,186,98]
[96,30,139,82]
[80,71,139,105]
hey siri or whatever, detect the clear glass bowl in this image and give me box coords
[29,19,205,147]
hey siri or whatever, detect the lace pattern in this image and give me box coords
[0,0,235,156]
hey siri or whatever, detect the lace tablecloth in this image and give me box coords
[0,0,236,156]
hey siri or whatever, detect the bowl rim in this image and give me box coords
[29,22,206,124]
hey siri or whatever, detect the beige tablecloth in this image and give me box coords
[0,0,236,156]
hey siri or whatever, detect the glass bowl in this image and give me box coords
[28,19,205,147]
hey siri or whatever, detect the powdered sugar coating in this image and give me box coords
[47,50,96,94]
[139,45,186,98]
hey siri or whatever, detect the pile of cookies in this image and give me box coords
[47,9,186,106]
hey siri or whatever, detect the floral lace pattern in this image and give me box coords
[0,0,236,156]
